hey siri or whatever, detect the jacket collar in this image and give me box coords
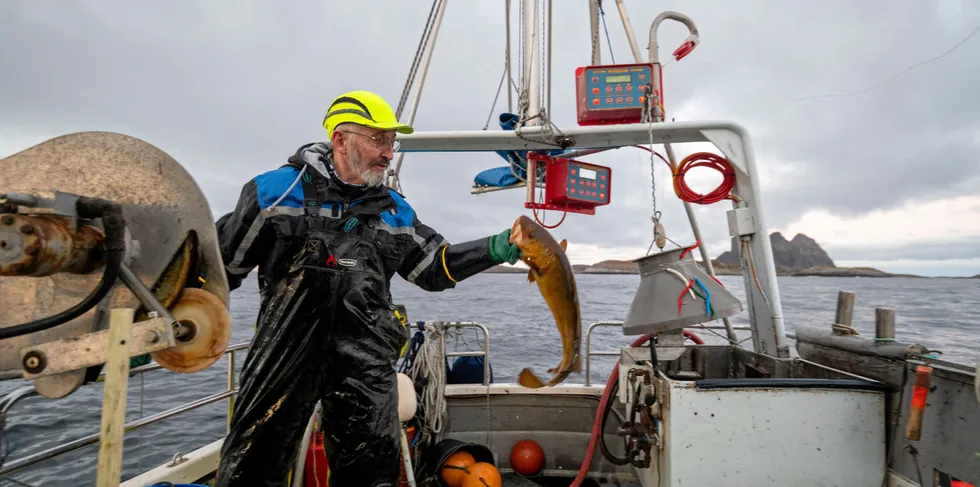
[285,142,393,206]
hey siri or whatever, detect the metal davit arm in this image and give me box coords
[395,121,790,357]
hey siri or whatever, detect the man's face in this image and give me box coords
[340,127,397,187]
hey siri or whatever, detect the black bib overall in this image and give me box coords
[215,171,409,487]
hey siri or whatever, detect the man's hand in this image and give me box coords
[488,228,521,265]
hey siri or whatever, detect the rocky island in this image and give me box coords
[485,232,921,277]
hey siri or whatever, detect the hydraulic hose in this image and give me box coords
[571,330,703,486]
[0,197,125,340]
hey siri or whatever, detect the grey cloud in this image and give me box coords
[826,236,980,262]
[3,1,980,267]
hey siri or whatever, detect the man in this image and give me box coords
[212,90,522,486]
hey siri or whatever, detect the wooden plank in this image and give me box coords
[95,308,134,487]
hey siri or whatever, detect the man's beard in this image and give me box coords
[349,149,388,187]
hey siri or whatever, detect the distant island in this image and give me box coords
[486,232,951,278]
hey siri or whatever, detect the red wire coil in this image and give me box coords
[672,152,737,205]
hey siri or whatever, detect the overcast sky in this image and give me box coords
[2,1,979,277]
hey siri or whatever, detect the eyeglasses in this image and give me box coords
[340,130,401,152]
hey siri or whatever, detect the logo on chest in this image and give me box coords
[325,254,358,267]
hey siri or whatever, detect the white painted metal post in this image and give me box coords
[643,13,738,343]
[523,0,539,125]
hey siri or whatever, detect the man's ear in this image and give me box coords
[331,130,346,154]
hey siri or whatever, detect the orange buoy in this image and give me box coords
[440,450,476,487]
[509,439,545,477]
[461,462,502,487]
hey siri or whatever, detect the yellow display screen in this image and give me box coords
[605,74,631,83]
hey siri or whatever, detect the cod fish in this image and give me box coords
[509,215,582,388]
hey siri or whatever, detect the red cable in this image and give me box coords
[672,152,737,205]
[570,330,702,486]
[678,239,700,260]
[676,279,695,316]
[532,205,567,229]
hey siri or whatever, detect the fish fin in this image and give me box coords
[559,239,567,251]
[518,368,547,388]
[527,268,537,283]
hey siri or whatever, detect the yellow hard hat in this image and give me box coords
[322,90,414,139]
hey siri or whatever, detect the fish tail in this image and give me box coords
[545,368,573,387]
[518,368,548,389]
[571,351,582,373]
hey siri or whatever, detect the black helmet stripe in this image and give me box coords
[325,96,374,121]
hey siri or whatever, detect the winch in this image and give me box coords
[0,131,232,399]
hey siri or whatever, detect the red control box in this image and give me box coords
[525,153,611,215]
[575,63,654,126]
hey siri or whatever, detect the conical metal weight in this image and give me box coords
[623,247,743,336]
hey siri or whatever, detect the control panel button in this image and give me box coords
[605,97,613,104]
[615,85,623,93]
[592,98,599,106]
[592,76,599,83]
[592,87,599,94]
[626,85,633,92]
[606,86,612,94]
[616,97,623,104]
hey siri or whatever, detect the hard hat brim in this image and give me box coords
[360,120,414,135]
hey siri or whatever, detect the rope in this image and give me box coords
[396,0,441,118]
[598,0,615,63]
[407,323,447,446]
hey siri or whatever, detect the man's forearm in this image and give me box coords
[440,237,498,283]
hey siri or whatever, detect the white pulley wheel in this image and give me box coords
[152,287,232,373]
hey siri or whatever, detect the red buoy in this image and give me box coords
[509,439,545,477]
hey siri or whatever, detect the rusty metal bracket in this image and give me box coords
[18,317,176,380]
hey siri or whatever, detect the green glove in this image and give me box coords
[488,228,521,264]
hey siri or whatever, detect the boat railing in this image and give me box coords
[428,320,491,386]
[0,341,250,477]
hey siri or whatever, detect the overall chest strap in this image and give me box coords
[300,169,340,225]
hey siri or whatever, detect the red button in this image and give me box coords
[592,87,599,94]
[638,74,646,80]
[592,192,597,196]
[605,97,614,104]
[600,193,605,199]
[600,184,605,189]
[600,175,606,180]
[615,85,623,93]
[579,190,584,195]
[627,85,633,92]
[570,179,576,184]
[616,97,623,104]
[592,98,599,105]
[568,189,574,194]
[626,97,633,103]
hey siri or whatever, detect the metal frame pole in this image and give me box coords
[523,0,539,124]
[644,13,739,344]
[612,0,643,63]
